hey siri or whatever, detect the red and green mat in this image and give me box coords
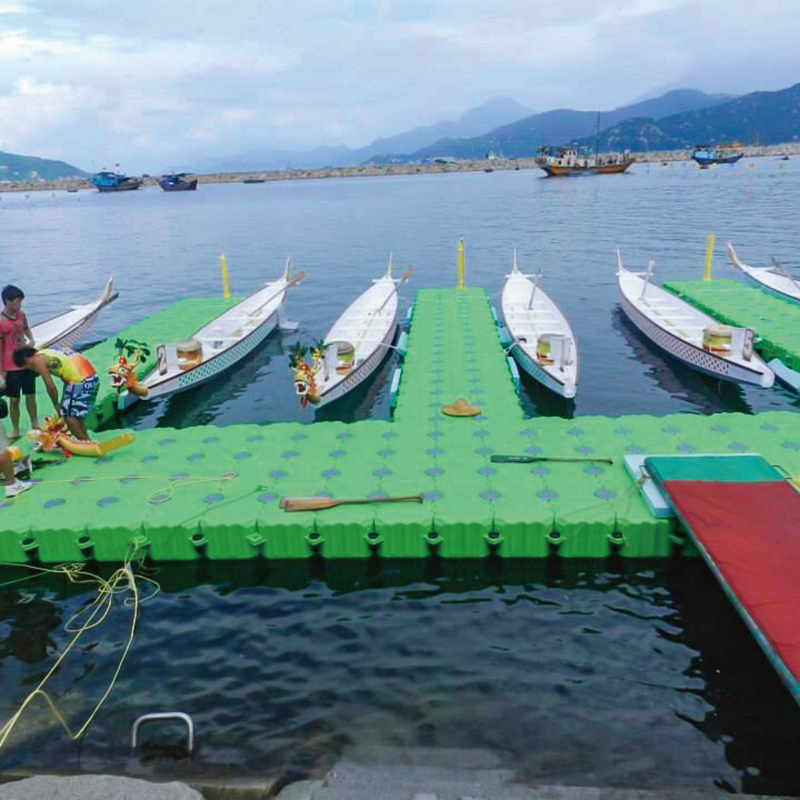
[645,454,800,705]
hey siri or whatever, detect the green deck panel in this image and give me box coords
[32,296,241,430]
[3,286,800,563]
[644,454,783,484]
[664,279,800,370]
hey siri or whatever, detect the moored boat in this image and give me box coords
[113,261,303,409]
[727,243,800,305]
[290,257,410,409]
[501,252,578,399]
[536,146,634,177]
[91,171,143,192]
[616,251,773,388]
[691,143,743,167]
[31,277,117,350]
[159,173,198,192]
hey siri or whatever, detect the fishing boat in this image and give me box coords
[243,177,266,184]
[727,243,800,305]
[159,173,198,192]
[114,262,303,409]
[536,146,634,176]
[91,171,143,192]
[31,277,117,350]
[501,252,578,399]
[616,251,774,388]
[691,143,743,167]
[290,258,410,409]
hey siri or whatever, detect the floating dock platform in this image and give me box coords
[3,287,800,564]
[646,454,800,704]
[664,279,800,372]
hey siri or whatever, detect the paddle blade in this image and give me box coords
[280,496,339,512]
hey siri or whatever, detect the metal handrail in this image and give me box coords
[132,712,194,753]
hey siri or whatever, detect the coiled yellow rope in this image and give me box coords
[0,545,160,751]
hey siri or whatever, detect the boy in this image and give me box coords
[13,346,98,442]
[0,284,39,441]
[0,375,32,498]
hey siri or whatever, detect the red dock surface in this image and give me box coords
[645,455,800,705]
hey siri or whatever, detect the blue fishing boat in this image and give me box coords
[159,173,198,192]
[691,143,743,167]
[91,170,143,192]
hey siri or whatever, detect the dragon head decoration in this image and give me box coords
[289,340,324,409]
[109,338,150,397]
[27,414,68,454]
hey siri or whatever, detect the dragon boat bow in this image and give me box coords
[31,277,117,350]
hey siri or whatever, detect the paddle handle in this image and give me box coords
[376,265,413,314]
[249,271,305,318]
[281,493,423,512]
[490,455,614,465]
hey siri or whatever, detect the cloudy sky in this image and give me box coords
[0,0,796,172]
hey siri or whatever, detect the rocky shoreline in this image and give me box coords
[1,143,797,194]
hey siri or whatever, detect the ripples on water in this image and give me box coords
[1,161,800,791]
[1,559,800,792]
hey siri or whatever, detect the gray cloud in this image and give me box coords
[0,0,796,172]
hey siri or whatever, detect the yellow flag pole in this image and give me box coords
[220,252,231,299]
[703,234,715,282]
[457,237,465,289]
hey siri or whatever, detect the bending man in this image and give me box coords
[13,346,99,441]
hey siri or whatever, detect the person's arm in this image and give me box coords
[29,358,60,412]
[22,312,34,346]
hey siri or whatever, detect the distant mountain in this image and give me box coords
[182,97,533,173]
[571,82,800,152]
[0,150,86,182]
[368,89,735,163]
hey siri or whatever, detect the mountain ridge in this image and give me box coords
[570,83,800,152]
[369,89,736,163]
[0,151,87,182]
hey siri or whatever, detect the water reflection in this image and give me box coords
[612,308,754,415]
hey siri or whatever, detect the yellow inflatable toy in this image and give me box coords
[27,415,134,458]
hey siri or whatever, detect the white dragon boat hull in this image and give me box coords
[617,253,774,389]
[292,259,407,410]
[727,243,800,305]
[117,263,300,409]
[32,277,117,350]
[501,254,578,399]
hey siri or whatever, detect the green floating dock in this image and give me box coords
[664,279,800,370]
[3,287,800,563]
[35,296,239,430]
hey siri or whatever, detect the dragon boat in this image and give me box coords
[112,261,302,409]
[290,257,410,409]
[31,277,117,350]
[727,243,800,305]
[617,251,774,388]
[501,251,578,399]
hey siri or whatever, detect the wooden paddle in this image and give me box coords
[248,270,306,318]
[491,455,613,465]
[281,493,424,512]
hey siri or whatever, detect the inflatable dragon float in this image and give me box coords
[27,415,134,458]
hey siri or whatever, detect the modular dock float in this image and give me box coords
[4,287,800,563]
[664,279,800,372]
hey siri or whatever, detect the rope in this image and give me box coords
[0,545,160,751]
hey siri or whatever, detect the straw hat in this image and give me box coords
[441,397,481,417]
